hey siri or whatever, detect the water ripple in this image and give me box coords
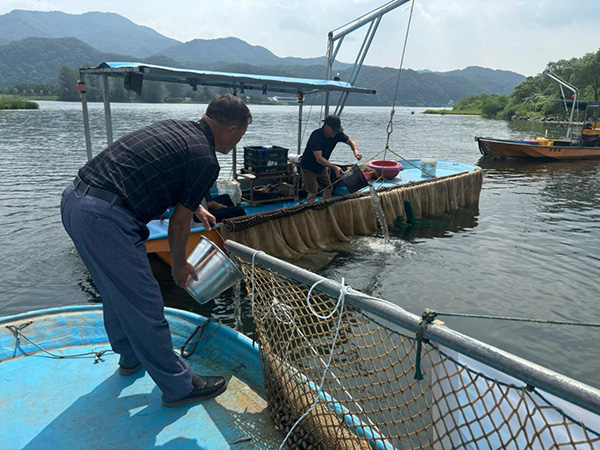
[1,101,598,388]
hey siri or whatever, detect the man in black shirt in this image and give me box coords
[61,94,251,407]
[300,115,361,204]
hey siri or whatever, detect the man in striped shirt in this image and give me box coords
[61,94,251,407]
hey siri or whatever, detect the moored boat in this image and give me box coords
[77,61,483,265]
[146,159,482,264]
[0,305,280,448]
[4,244,599,449]
[476,135,600,159]
[476,70,600,160]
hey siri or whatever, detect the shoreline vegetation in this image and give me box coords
[0,97,578,124]
[0,96,39,110]
[423,109,480,115]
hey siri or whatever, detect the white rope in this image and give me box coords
[250,250,265,317]
[307,278,346,320]
[278,279,348,450]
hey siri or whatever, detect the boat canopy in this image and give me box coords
[79,62,377,96]
[78,62,377,161]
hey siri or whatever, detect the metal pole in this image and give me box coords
[78,71,93,161]
[324,32,334,117]
[325,0,408,118]
[224,240,600,416]
[232,144,237,177]
[297,93,304,155]
[329,0,410,42]
[543,70,580,140]
[101,74,113,145]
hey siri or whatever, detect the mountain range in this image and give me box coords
[0,9,526,105]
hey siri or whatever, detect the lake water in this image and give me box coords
[1,101,598,389]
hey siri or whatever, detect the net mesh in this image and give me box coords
[240,262,600,450]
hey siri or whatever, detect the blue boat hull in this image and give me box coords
[0,305,280,448]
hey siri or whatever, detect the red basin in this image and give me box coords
[365,160,403,180]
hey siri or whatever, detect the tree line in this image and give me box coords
[452,48,600,120]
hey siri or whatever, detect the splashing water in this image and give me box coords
[233,282,243,332]
[367,184,390,243]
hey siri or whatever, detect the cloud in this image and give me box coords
[1,0,598,76]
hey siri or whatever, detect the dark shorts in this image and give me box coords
[301,168,332,194]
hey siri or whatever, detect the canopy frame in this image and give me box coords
[78,62,377,170]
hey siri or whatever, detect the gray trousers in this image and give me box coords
[61,183,192,402]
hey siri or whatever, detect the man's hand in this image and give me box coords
[354,149,362,160]
[194,204,217,229]
[172,261,197,288]
[333,165,343,178]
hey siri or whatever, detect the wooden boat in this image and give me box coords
[476,70,600,160]
[77,62,482,265]
[476,135,600,159]
[75,3,484,265]
[144,159,482,264]
[0,305,280,448]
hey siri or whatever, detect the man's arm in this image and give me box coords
[168,203,215,288]
[346,138,362,160]
[314,150,343,177]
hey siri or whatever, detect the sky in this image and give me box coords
[2,0,599,77]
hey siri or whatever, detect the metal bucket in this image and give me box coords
[184,237,243,304]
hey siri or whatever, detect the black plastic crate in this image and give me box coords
[243,146,288,173]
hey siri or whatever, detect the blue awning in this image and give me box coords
[79,62,376,96]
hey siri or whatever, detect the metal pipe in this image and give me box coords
[336,18,383,116]
[225,240,600,416]
[543,69,579,139]
[350,18,381,85]
[78,71,93,161]
[232,145,237,176]
[325,0,407,118]
[101,74,113,145]
[329,0,410,41]
[324,33,334,117]
[297,94,304,155]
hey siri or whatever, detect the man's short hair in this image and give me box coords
[205,94,252,127]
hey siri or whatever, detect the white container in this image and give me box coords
[420,158,437,178]
[217,179,242,205]
[185,237,243,304]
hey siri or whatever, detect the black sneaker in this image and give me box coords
[162,374,227,407]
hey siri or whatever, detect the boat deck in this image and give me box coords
[0,306,280,449]
[147,159,478,240]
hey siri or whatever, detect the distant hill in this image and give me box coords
[0,9,527,105]
[0,37,135,86]
[156,36,336,68]
[0,10,179,57]
[436,66,525,95]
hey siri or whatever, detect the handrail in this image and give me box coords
[225,239,600,416]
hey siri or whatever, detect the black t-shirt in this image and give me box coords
[300,127,349,173]
[78,119,219,223]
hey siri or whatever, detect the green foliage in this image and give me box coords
[444,48,600,120]
[505,49,600,118]
[481,95,509,118]
[0,96,39,109]
[57,66,79,101]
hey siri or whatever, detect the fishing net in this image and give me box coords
[237,261,600,450]
[222,169,483,260]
